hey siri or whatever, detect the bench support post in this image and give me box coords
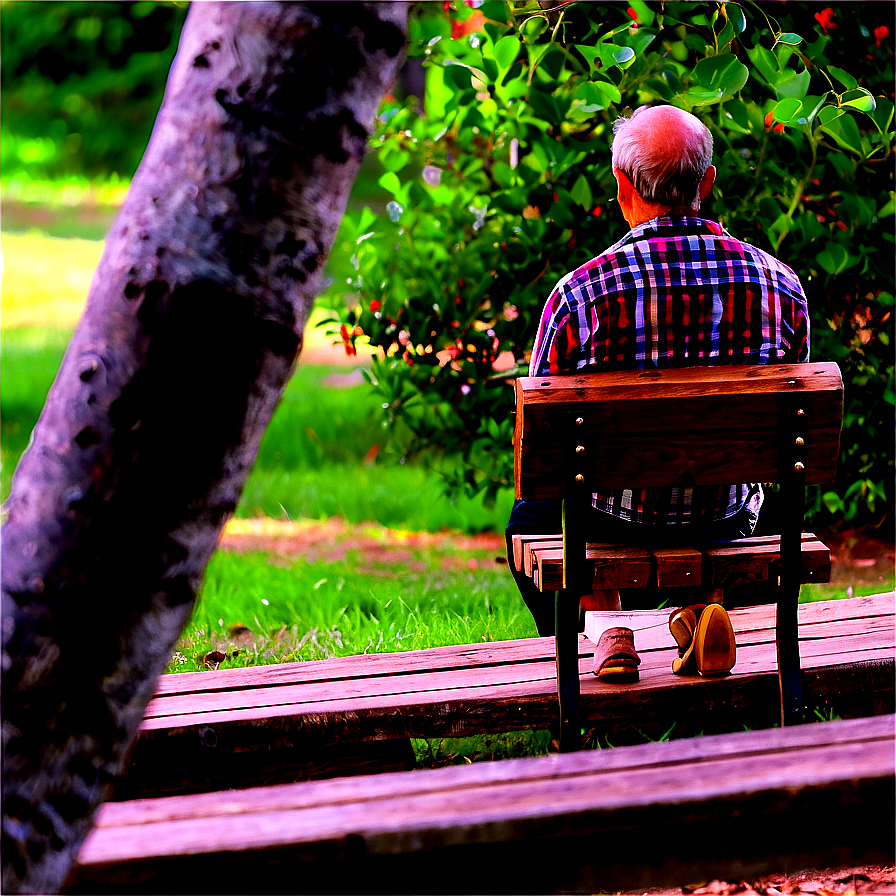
[777,394,809,726]
[557,411,589,752]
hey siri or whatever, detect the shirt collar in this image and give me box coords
[623,216,728,242]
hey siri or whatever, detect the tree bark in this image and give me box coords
[0,3,407,892]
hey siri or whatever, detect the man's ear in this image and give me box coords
[698,165,716,199]
[614,167,634,206]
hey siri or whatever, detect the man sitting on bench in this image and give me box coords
[506,104,810,676]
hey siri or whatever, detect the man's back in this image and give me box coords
[529,216,809,377]
[528,215,810,525]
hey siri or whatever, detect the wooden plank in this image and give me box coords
[524,537,561,577]
[702,537,831,587]
[114,596,895,799]
[69,716,894,895]
[532,535,830,592]
[514,363,843,499]
[650,545,703,587]
[510,533,559,574]
[533,544,652,591]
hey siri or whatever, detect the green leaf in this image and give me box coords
[627,0,656,27]
[724,3,746,34]
[492,160,514,189]
[570,174,593,209]
[840,88,876,114]
[776,32,803,46]
[380,147,410,172]
[818,111,865,155]
[623,29,656,58]
[575,44,603,70]
[773,97,802,124]
[822,491,844,514]
[378,171,402,196]
[716,20,735,50]
[816,243,857,275]
[681,87,725,107]
[721,98,752,133]
[693,53,749,96]
[520,15,548,43]
[870,97,894,132]
[774,68,811,101]
[746,44,779,86]
[493,34,520,71]
[606,44,635,68]
[592,78,622,105]
[798,94,828,124]
[827,65,857,90]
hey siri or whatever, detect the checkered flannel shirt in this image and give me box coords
[529,216,810,525]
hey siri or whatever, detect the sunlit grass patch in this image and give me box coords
[1,231,102,328]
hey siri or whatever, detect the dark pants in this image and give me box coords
[505,497,762,637]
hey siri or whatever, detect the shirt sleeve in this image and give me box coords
[784,274,811,362]
[529,283,579,377]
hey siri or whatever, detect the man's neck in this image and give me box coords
[624,203,701,228]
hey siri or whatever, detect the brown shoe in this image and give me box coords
[593,627,640,682]
[670,604,736,676]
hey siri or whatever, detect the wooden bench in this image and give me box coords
[513,362,843,749]
[115,593,894,799]
[67,714,896,894]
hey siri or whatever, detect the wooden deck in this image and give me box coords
[69,714,896,894]
[118,593,895,797]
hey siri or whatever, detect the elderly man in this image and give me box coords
[506,105,810,672]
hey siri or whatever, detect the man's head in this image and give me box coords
[611,105,715,226]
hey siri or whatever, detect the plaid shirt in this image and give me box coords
[529,216,810,525]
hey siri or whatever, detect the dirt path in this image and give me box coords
[626,864,895,895]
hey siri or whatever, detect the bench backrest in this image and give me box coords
[514,362,843,500]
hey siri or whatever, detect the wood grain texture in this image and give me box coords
[68,715,895,894]
[111,594,895,799]
[514,362,843,499]
[522,533,830,593]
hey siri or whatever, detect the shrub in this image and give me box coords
[320,1,894,527]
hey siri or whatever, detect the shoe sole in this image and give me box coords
[694,604,736,676]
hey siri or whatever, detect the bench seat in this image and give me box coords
[68,714,896,894]
[512,532,831,594]
[115,594,895,799]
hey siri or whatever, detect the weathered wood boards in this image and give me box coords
[67,714,896,894]
[115,594,895,798]
[514,362,843,499]
[511,532,832,592]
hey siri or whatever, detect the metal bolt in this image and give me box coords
[576,445,585,455]
[794,462,805,473]
[795,437,805,446]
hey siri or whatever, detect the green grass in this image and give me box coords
[174,541,530,674]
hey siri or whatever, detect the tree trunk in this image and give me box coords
[0,3,407,892]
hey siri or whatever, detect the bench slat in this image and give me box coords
[70,716,895,895]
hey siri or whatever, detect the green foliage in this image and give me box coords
[1,1,188,179]
[320,1,895,526]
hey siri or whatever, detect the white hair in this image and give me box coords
[611,106,714,207]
